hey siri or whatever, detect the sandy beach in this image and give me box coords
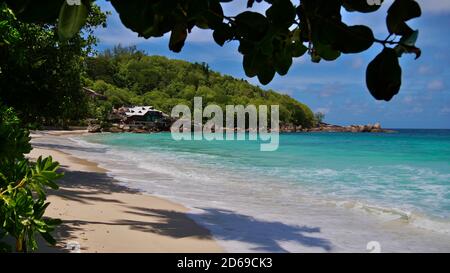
[28,131,223,253]
[26,130,450,253]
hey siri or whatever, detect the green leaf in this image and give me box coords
[112,0,177,38]
[34,202,50,219]
[169,23,187,53]
[291,42,307,58]
[395,30,421,59]
[302,0,342,19]
[212,23,234,46]
[238,40,254,55]
[335,25,374,54]
[315,43,341,61]
[5,0,65,23]
[40,232,57,245]
[266,0,296,29]
[366,48,402,101]
[58,0,89,41]
[201,0,224,29]
[257,64,276,85]
[386,0,421,36]
[274,48,293,75]
[311,51,322,63]
[400,29,419,47]
[235,11,269,42]
[243,52,261,78]
[259,32,275,56]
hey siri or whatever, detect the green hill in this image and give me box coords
[84,46,315,128]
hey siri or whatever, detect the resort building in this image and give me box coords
[124,106,168,124]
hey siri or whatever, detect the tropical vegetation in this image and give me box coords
[0,2,106,252]
[0,0,424,252]
[0,2,107,126]
[0,105,63,252]
[1,0,423,101]
[84,45,316,127]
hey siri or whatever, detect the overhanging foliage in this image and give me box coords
[1,0,423,101]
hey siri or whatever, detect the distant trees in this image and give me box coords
[314,112,326,125]
[85,46,316,128]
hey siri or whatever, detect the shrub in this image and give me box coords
[0,105,62,252]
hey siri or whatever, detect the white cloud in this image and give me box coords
[316,107,330,114]
[293,55,308,65]
[406,106,424,114]
[441,106,450,114]
[418,65,433,75]
[97,21,216,46]
[345,101,369,115]
[187,28,214,43]
[417,0,450,13]
[427,79,445,91]
[318,82,347,98]
[402,95,414,104]
[351,57,364,69]
[95,3,155,46]
[96,27,149,46]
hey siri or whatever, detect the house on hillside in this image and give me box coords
[124,106,168,124]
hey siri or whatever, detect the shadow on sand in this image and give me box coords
[37,164,332,252]
[32,142,107,154]
[128,207,333,252]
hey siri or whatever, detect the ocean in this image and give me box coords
[43,130,450,252]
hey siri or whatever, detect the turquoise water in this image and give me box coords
[82,130,450,220]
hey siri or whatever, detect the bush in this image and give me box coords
[0,105,62,252]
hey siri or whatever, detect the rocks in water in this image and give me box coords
[300,122,391,133]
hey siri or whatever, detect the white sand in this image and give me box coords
[27,139,223,253]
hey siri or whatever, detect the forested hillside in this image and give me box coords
[84,46,316,128]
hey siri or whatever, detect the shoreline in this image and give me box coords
[29,130,450,253]
[28,131,223,253]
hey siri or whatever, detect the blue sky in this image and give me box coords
[93,0,450,129]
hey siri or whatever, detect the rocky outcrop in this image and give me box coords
[301,123,393,133]
[280,123,303,133]
[88,118,392,134]
[101,121,170,133]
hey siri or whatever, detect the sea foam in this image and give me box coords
[30,133,450,252]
